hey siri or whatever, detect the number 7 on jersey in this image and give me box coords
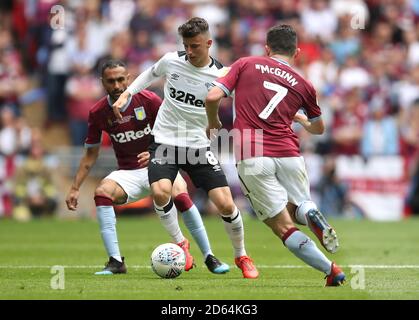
[258,81,288,119]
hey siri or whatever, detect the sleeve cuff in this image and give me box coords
[308,116,322,123]
[84,142,101,148]
[213,81,231,97]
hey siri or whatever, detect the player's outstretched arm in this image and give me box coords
[113,61,165,120]
[65,146,100,211]
[293,113,325,135]
[205,86,225,139]
[112,91,131,120]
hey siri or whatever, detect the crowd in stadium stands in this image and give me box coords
[0,0,418,218]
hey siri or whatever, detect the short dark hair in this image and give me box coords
[178,17,209,38]
[266,25,297,56]
[101,59,126,76]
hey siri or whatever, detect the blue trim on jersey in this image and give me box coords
[107,95,132,113]
[309,116,322,123]
[213,81,231,97]
[270,57,291,66]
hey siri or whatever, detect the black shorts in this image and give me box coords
[148,142,228,193]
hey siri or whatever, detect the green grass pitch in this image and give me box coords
[1,215,419,300]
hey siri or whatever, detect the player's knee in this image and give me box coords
[216,200,236,215]
[172,179,187,197]
[94,186,113,200]
[153,192,172,207]
[151,183,172,206]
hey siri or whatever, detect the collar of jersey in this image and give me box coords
[107,94,132,113]
[270,57,291,67]
[186,56,214,69]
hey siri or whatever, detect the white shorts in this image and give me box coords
[105,168,151,204]
[237,156,311,221]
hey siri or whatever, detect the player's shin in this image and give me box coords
[94,195,122,262]
[174,193,212,258]
[221,207,247,258]
[154,198,184,243]
[282,227,331,274]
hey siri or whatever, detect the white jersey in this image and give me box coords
[127,51,227,148]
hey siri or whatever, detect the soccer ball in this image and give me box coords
[150,243,186,278]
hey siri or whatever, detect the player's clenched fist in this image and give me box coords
[137,151,150,168]
[112,91,131,120]
[206,120,222,140]
[65,188,79,211]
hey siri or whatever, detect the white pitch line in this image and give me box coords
[258,265,419,269]
[1,265,419,269]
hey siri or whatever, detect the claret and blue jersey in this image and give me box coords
[85,90,161,170]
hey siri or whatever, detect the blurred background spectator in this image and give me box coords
[317,156,349,218]
[13,128,58,221]
[0,0,417,220]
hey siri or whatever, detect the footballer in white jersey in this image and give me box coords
[112,17,259,279]
[127,51,228,148]
[125,50,230,192]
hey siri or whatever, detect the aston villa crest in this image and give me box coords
[134,106,146,120]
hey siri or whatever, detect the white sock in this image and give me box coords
[222,207,247,258]
[154,198,184,244]
[283,228,332,274]
[96,205,122,260]
[295,201,318,225]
